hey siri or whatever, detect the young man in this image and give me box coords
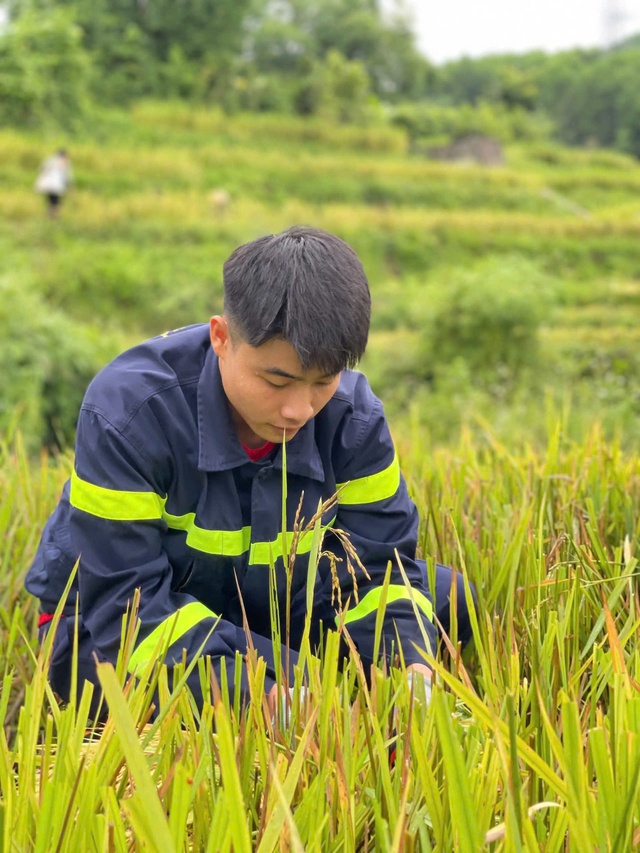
[26,226,472,715]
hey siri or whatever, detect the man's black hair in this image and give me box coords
[222,225,371,375]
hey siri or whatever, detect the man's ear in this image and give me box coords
[210,315,230,357]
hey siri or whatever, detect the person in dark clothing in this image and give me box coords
[26,226,474,717]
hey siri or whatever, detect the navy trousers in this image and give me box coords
[40,561,475,715]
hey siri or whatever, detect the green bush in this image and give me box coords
[390,100,553,146]
[0,276,124,450]
[419,256,557,380]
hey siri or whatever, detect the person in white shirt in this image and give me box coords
[35,149,73,218]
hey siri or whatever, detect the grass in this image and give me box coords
[1,421,639,849]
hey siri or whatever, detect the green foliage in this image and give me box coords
[4,0,433,116]
[362,258,558,442]
[0,275,123,450]
[6,0,640,162]
[230,48,382,121]
[6,0,255,106]
[431,46,640,159]
[128,0,252,63]
[127,101,407,151]
[423,255,555,377]
[431,50,594,111]
[391,100,554,145]
[294,49,379,123]
[86,20,158,105]
[36,238,225,335]
[254,0,432,101]
[3,106,640,450]
[552,49,640,157]
[251,18,316,76]
[0,7,91,128]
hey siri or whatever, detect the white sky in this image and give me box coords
[3,3,640,65]
[399,0,640,63]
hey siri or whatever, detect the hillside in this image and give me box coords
[2,104,640,449]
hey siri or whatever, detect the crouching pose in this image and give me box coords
[26,226,474,716]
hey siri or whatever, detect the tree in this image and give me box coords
[251,18,315,75]
[248,0,431,101]
[540,49,640,155]
[0,6,91,127]
[9,0,260,101]
[294,48,375,122]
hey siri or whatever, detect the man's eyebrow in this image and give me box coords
[263,367,302,380]
[262,367,337,381]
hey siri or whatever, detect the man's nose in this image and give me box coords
[280,392,314,424]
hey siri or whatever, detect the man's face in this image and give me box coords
[210,316,341,448]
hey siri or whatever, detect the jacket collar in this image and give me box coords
[197,347,325,482]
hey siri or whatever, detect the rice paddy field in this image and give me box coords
[1,104,640,849]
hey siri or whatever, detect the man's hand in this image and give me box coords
[406,663,432,681]
[406,663,433,706]
[266,682,283,720]
[266,683,309,726]
[389,664,433,768]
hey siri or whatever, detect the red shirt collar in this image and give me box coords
[241,440,276,462]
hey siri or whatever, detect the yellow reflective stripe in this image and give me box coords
[339,584,433,626]
[336,454,400,505]
[128,601,218,674]
[249,516,336,565]
[164,512,252,556]
[250,530,311,565]
[163,515,329,562]
[70,470,166,521]
[71,471,334,563]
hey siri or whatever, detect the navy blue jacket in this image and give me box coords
[26,324,434,695]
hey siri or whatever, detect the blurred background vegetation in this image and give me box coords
[2,0,640,452]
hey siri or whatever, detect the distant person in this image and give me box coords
[35,150,73,218]
[25,226,475,718]
[209,187,231,217]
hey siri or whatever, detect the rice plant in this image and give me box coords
[1,421,639,850]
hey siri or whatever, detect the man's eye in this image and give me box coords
[265,378,288,389]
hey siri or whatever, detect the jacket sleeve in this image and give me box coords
[321,385,436,668]
[69,407,277,698]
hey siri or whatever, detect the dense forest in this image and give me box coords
[3,0,640,157]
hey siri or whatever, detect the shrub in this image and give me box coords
[390,101,553,146]
[0,275,124,450]
[419,255,557,380]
